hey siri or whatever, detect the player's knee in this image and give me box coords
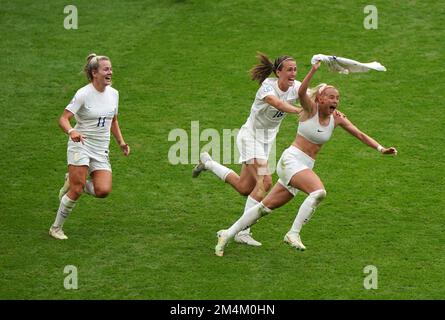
[238,186,253,196]
[71,183,85,197]
[95,187,111,198]
[95,191,110,198]
[239,190,251,197]
[310,189,327,205]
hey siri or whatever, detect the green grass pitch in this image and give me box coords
[1,0,444,299]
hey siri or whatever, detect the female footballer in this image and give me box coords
[49,54,130,240]
[215,60,397,256]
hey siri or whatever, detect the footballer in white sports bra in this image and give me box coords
[215,60,398,256]
[193,53,303,247]
[49,54,130,240]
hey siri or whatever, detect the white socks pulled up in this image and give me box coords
[290,189,326,234]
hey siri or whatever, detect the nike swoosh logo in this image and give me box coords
[317,129,324,132]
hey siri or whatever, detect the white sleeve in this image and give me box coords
[256,82,277,100]
[65,89,85,114]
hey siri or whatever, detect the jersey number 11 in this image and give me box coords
[97,117,106,127]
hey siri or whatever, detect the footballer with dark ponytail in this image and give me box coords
[193,52,302,249]
[250,52,296,84]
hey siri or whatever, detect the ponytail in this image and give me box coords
[250,52,274,84]
[250,52,296,84]
[83,53,110,82]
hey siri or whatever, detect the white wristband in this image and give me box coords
[377,145,384,153]
[67,128,75,135]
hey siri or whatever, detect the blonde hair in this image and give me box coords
[308,83,336,101]
[83,53,110,82]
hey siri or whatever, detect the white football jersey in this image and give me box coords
[242,78,301,143]
[65,83,119,157]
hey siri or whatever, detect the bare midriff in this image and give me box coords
[291,135,322,160]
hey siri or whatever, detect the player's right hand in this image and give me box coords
[69,130,86,144]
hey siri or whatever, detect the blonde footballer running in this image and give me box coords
[215,61,397,256]
[49,54,130,240]
[193,53,302,246]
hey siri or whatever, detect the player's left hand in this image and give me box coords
[120,143,130,156]
[382,146,397,155]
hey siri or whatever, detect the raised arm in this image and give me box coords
[298,61,321,115]
[336,114,398,155]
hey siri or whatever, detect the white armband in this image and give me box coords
[377,145,384,153]
[67,128,75,135]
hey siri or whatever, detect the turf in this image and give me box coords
[0,0,444,299]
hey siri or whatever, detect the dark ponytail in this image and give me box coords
[250,52,274,84]
[250,52,295,84]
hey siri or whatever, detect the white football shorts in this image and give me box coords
[236,127,273,164]
[67,142,112,173]
[276,145,315,196]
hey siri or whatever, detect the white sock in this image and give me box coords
[84,180,96,196]
[227,202,271,238]
[205,160,232,181]
[53,195,77,228]
[238,196,259,235]
[290,189,326,234]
